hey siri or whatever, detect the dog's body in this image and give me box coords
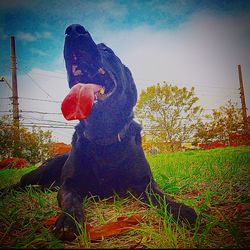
[1,24,197,240]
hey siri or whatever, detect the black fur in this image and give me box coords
[1,24,197,241]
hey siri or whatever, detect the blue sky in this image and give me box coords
[0,0,250,143]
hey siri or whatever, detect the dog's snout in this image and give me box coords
[65,24,87,36]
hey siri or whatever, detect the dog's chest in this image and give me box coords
[89,145,129,186]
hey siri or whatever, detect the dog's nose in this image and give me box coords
[65,24,87,36]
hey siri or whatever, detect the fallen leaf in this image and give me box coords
[41,216,57,226]
[197,198,205,207]
[86,214,142,240]
[215,210,223,221]
[42,213,142,240]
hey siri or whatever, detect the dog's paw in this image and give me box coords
[167,201,197,225]
[180,205,197,225]
[52,212,83,241]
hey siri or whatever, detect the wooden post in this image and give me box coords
[11,35,19,128]
[237,64,248,130]
[10,36,20,157]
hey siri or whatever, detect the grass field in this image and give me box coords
[0,146,249,248]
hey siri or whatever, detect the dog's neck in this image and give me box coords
[79,114,134,146]
[84,120,132,145]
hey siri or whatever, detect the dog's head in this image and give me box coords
[63,24,137,140]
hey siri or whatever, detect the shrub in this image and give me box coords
[0,157,29,170]
[49,142,71,156]
[0,116,53,164]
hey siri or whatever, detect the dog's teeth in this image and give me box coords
[98,68,105,75]
[94,93,98,103]
[100,87,105,94]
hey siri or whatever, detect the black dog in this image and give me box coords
[1,24,197,241]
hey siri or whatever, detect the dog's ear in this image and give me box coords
[135,130,142,145]
[129,121,142,145]
[124,66,137,108]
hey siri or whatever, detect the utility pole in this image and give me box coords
[10,35,20,157]
[10,35,20,128]
[237,64,248,131]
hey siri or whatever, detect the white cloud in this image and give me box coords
[2,10,249,144]
[98,11,250,110]
[0,67,73,143]
[36,31,52,39]
[17,32,36,42]
[30,48,48,56]
[20,68,68,99]
[96,0,128,18]
[16,31,52,42]
[16,68,74,143]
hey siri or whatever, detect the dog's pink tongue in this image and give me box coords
[61,83,102,120]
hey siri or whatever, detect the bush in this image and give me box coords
[0,157,29,170]
[49,142,71,156]
[0,116,53,164]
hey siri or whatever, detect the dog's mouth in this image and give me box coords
[68,51,117,103]
[62,50,118,121]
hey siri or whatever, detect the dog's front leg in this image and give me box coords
[143,181,197,225]
[53,184,84,241]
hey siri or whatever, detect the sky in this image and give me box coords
[0,0,250,144]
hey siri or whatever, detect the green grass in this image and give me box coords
[0,165,37,188]
[0,146,249,248]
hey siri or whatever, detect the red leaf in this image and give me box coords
[86,214,142,240]
[42,213,142,240]
[41,216,57,226]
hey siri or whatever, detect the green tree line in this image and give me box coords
[135,82,246,152]
[0,81,247,162]
[0,116,53,164]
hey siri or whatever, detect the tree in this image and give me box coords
[194,100,244,144]
[0,116,53,164]
[135,82,203,152]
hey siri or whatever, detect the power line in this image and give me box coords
[22,115,74,126]
[31,71,237,92]
[135,78,239,91]
[194,92,240,98]
[17,61,239,92]
[20,120,73,127]
[0,105,239,115]
[19,97,60,103]
[2,69,240,100]
[25,72,240,93]
[30,70,66,79]
[16,92,239,102]
[53,129,74,140]
[22,123,74,129]
[24,71,55,100]
[0,97,11,100]
[20,110,62,115]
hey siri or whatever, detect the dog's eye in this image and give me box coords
[104,48,111,53]
[103,48,114,55]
